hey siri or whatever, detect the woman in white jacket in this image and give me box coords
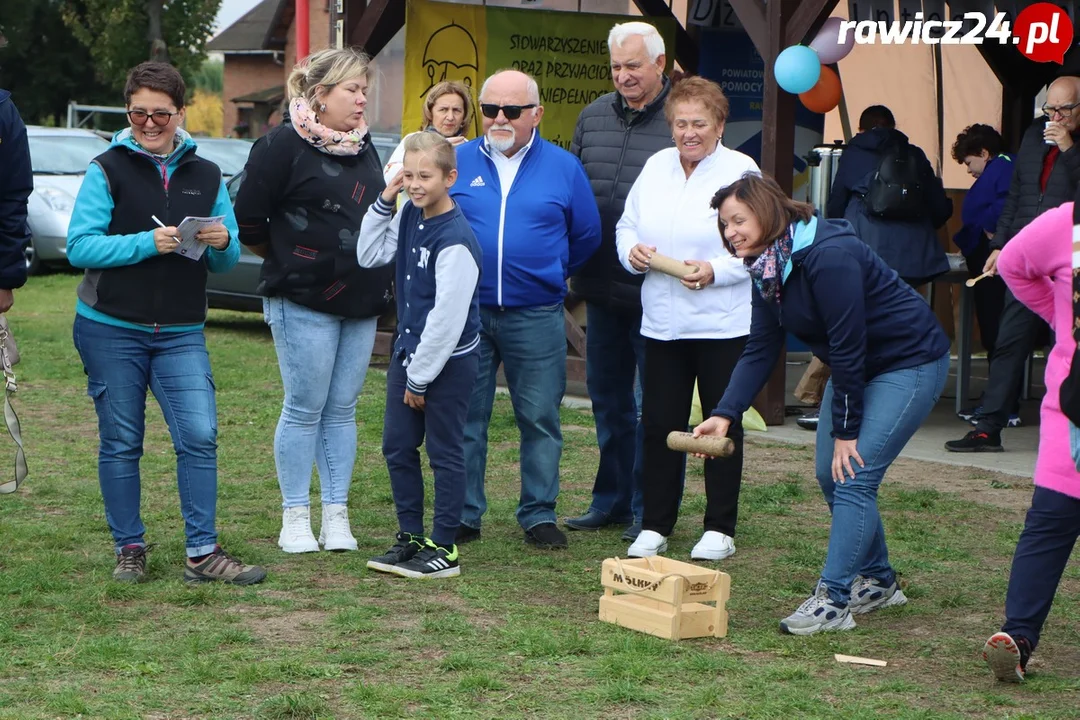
[616,76,758,561]
[382,81,473,185]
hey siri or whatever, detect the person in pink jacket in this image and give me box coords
[982,201,1080,682]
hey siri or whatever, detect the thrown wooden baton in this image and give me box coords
[666,431,734,458]
[647,252,699,279]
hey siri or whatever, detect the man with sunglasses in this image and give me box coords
[947,75,1080,454]
[451,69,602,550]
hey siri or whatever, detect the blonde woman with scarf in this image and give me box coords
[234,48,394,554]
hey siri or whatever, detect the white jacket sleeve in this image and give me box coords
[616,171,647,276]
[708,157,761,286]
[357,195,402,268]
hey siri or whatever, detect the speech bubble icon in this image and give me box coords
[1014,2,1074,64]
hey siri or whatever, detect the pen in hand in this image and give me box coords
[151,215,181,244]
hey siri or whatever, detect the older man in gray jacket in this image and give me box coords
[564,21,675,542]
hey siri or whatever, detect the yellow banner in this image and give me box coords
[403,0,676,151]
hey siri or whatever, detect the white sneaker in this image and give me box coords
[318,503,358,551]
[278,505,320,553]
[690,531,735,561]
[627,529,668,558]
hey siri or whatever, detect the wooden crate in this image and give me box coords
[598,556,730,641]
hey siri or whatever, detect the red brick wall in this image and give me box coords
[222,55,285,137]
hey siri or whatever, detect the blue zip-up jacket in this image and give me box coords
[67,128,239,332]
[953,153,1014,256]
[0,90,31,290]
[450,132,601,308]
[712,215,950,440]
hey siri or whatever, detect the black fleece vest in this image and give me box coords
[88,145,222,326]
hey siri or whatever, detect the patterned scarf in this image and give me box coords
[289,96,368,156]
[745,225,794,306]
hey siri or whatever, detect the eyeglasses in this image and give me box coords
[480,103,537,120]
[126,109,179,126]
[1041,102,1080,118]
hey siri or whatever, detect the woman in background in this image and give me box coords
[382,81,473,185]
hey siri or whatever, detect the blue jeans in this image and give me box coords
[73,315,219,558]
[815,352,949,604]
[462,304,566,531]
[383,351,479,547]
[583,303,645,523]
[264,297,377,508]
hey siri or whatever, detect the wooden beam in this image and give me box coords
[784,0,840,47]
[631,0,698,72]
[349,0,404,56]
[725,0,767,60]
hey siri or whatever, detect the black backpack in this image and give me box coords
[862,141,925,221]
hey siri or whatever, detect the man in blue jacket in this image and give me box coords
[451,69,602,549]
[0,89,32,311]
[950,124,1014,421]
[827,105,952,287]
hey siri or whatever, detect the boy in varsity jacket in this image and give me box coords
[357,131,482,578]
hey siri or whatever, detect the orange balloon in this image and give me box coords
[799,66,842,114]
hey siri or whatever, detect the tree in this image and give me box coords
[61,0,221,94]
[0,0,114,125]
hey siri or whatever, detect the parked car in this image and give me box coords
[25,126,110,274]
[207,132,401,311]
[193,137,254,178]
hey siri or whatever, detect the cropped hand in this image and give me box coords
[382,170,405,202]
[153,225,181,254]
[629,243,656,272]
[690,415,731,459]
[404,389,426,411]
[197,224,230,250]
[680,260,715,291]
[832,438,864,483]
[983,249,1001,276]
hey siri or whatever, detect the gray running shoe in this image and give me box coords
[780,582,856,636]
[849,576,908,615]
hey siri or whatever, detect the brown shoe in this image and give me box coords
[113,544,153,582]
[184,546,267,586]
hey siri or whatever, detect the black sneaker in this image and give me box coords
[456,525,481,544]
[113,543,153,583]
[796,410,819,431]
[367,532,426,574]
[392,541,460,579]
[957,404,983,422]
[983,631,1032,682]
[524,522,568,549]
[944,430,1003,453]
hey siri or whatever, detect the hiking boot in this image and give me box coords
[944,430,1003,453]
[392,540,460,579]
[849,575,908,615]
[318,503,358,552]
[983,631,1032,682]
[184,546,267,585]
[524,522,568,549]
[279,505,320,553]
[780,582,856,636]
[367,532,426,574]
[113,544,153,583]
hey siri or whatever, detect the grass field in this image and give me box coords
[1,273,1078,719]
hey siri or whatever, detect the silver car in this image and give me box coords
[193,137,254,178]
[25,127,110,274]
[207,133,401,311]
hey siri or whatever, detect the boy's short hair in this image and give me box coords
[402,132,457,175]
[951,123,1004,164]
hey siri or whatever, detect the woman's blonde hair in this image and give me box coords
[421,81,474,136]
[286,48,371,107]
[403,131,457,176]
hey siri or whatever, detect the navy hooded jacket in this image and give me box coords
[953,153,1014,256]
[0,90,31,290]
[827,127,952,285]
[712,215,951,440]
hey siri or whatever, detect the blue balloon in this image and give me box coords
[774,45,821,95]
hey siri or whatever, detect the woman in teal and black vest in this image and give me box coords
[67,62,266,587]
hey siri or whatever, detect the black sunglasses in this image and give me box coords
[127,109,179,126]
[480,103,536,120]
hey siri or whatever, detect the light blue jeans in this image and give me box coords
[815,352,949,605]
[264,297,378,508]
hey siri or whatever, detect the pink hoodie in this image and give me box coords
[996,202,1080,500]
